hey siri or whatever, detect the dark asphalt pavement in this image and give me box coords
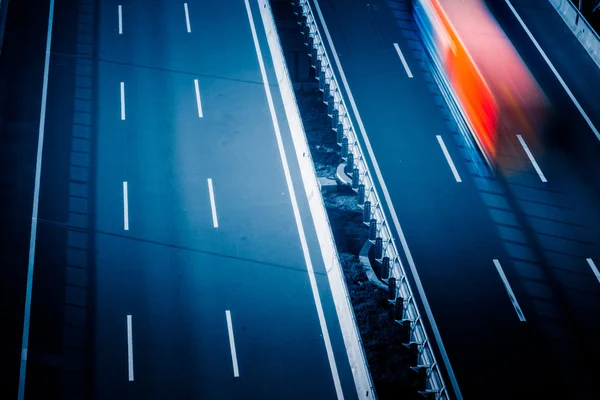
[307,0,600,398]
[1,0,363,398]
[0,0,49,396]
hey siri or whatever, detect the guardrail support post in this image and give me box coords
[318,69,325,89]
[387,276,396,300]
[307,35,314,51]
[363,201,371,223]
[336,123,344,144]
[381,256,390,280]
[303,25,310,42]
[374,237,383,260]
[341,137,349,159]
[294,4,302,16]
[401,320,411,344]
[415,367,428,392]
[357,184,365,205]
[347,153,354,172]
[327,95,335,114]
[299,14,307,27]
[369,219,377,241]
[352,168,360,189]
[394,296,404,321]
[332,109,339,128]
[323,83,330,101]
[311,46,317,61]
[408,342,419,366]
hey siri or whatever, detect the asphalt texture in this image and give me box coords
[0,0,363,399]
[306,0,600,398]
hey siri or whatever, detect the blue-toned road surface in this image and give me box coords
[305,0,600,398]
[0,0,362,399]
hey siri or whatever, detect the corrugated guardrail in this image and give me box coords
[549,0,600,69]
[291,0,451,398]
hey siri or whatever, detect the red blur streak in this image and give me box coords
[430,0,498,161]
[428,0,547,165]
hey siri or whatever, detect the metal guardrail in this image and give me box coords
[291,1,451,398]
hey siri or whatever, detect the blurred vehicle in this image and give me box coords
[412,0,548,168]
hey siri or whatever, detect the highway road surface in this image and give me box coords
[0,0,363,399]
[305,0,600,398]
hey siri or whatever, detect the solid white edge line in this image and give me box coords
[244,1,344,398]
[120,81,126,120]
[118,5,123,34]
[436,135,462,182]
[225,310,240,377]
[207,178,218,228]
[586,258,600,285]
[18,0,56,398]
[127,315,134,381]
[184,3,191,33]
[194,79,203,118]
[312,1,463,398]
[123,181,129,231]
[493,259,526,322]
[516,134,547,182]
[505,0,600,142]
[393,42,413,78]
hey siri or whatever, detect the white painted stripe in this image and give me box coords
[120,81,126,120]
[225,310,239,377]
[18,0,56,398]
[244,1,344,398]
[493,259,526,322]
[207,178,218,228]
[516,134,547,182]
[127,315,134,381]
[184,3,191,33]
[123,181,129,231]
[393,42,413,78]
[194,79,203,118]
[312,1,463,398]
[118,5,123,34]
[586,258,600,284]
[505,0,600,142]
[436,135,462,182]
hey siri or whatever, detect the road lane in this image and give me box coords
[2,0,363,398]
[92,0,359,399]
[307,0,600,397]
